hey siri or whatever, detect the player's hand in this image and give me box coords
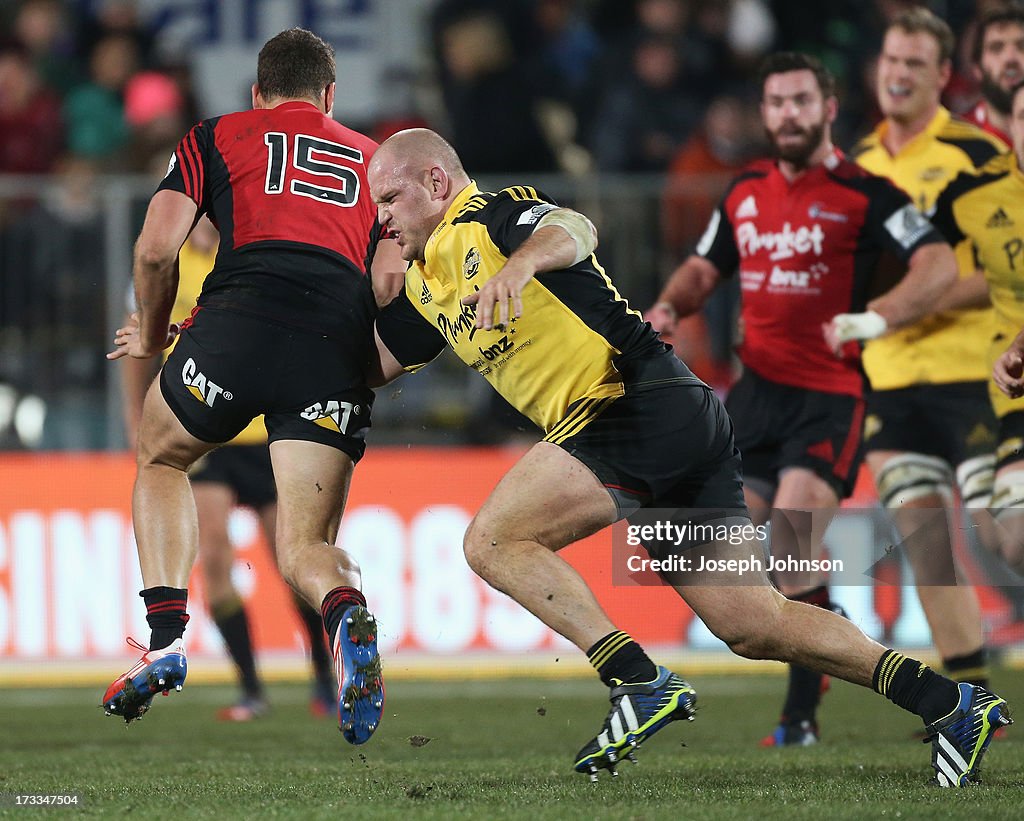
[462,263,534,331]
[644,301,678,340]
[994,349,1024,398]
[822,311,888,356]
[106,313,179,360]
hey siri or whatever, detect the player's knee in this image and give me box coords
[721,626,779,660]
[875,453,953,509]
[708,609,782,660]
[463,517,499,579]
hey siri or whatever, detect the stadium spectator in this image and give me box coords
[850,7,1005,696]
[102,29,406,746]
[964,2,1024,144]
[366,126,1011,786]
[0,41,63,174]
[12,0,81,96]
[431,2,558,173]
[590,32,701,172]
[62,32,138,164]
[648,52,959,747]
[1,154,106,447]
[659,94,755,387]
[119,215,338,722]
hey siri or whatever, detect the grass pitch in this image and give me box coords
[1,671,1022,819]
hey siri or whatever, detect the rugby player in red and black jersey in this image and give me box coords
[648,53,959,747]
[103,29,405,745]
[964,3,1024,146]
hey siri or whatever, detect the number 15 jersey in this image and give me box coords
[158,100,380,338]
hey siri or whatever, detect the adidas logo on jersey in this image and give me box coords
[986,207,1014,228]
[420,280,432,305]
[735,195,758,219]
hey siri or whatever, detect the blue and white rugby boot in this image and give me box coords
[333,605,384,745]
[102,637,187,723]
[574,666,696,780]
[923,682,1012,787]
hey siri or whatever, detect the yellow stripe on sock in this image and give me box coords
[588,632,632,671]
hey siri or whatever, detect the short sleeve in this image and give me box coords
[694,203,739,276]
[156,120,214,210]
[376,286,448,371]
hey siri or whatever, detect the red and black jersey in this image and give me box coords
[158,101,380,337]
[964,101,1010,147]
[696,150,944,397]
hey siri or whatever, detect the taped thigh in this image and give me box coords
[955,453,994,509]
[875,452,953,509]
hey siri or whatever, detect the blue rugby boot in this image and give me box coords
[923,682,1012,787]
[101,638,187,723]
[574,666,696,780]
[333,605,384,744]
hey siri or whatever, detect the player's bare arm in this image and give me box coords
[647,255,722,334]
[823,241,957,353]
[370,236,407,309]
[933,269,991,312]
[994,328,1024,398]
[462,208,596,331]
[131,189,198,357]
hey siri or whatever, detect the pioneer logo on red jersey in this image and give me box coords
[736,221,825,261]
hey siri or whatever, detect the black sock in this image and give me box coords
[141,586,190,650]
[586,631,657,686]
[293,592,332,686]
[212,597,262,699]
[943,647,989,688]
[781,586,832,723]
[320,586,367,646]
[873,649,961,724]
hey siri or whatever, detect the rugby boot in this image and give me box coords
[101,637,187,723]
[333,605,384,744]
[574,666,696,780]
[923,682,1011,787]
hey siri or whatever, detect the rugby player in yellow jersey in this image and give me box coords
[941,79,1024,572]
[846,8,1006,692]
[363,128,1011,786]
[121,217,338,721]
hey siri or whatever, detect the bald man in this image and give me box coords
[363,128,1011,785]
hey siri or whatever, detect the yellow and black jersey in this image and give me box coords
[931,152,1024,418]
[851,107,1006,389]
[168,237,267,446]
[376,182,683,436]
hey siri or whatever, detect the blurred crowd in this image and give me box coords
[0,0,1002,179]
[0,0,1011,448]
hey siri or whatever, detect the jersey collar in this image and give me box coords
[421,180,480,275]
[270,101,321,114]
[874,106,950,157]
[1012,151,1024,185]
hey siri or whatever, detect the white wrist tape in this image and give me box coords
[831,310,888,342]
[536,208,597,265]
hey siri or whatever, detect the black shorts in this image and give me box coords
[725,369,865,500]
[553,353,747,536]
[997,410,1024,472]
[863,382,998,469]
[161,307,373,462]
[190,444,276,510]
